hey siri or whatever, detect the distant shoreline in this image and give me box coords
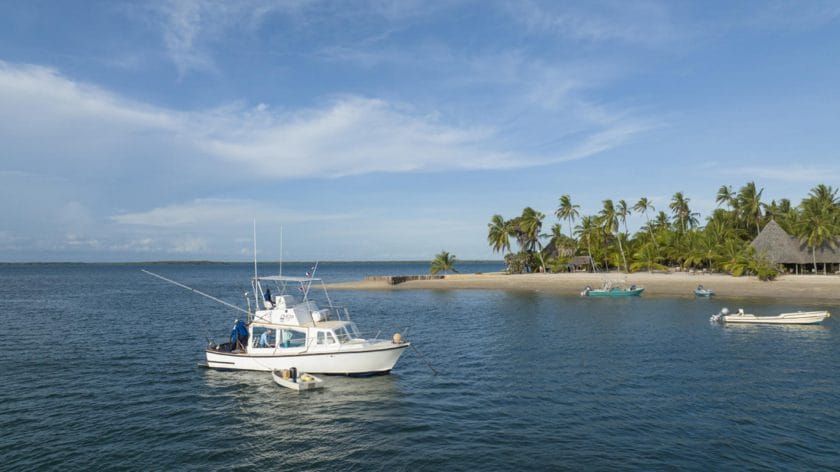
[0,260,502,265]
[326,272,840,303]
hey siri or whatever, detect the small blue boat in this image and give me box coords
[581,282,644,297]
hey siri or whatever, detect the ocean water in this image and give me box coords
[1,262,839,471]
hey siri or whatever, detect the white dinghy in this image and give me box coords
[711,307,831,325]
[272,369,324,391]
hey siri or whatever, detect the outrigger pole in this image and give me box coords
[142,269,249,315]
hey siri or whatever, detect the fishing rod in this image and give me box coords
[142,269,249,315]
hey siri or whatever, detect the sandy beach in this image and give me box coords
[327,271,840,303]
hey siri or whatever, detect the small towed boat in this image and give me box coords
[272,369,324,391]
[581,280,644,297]
[710,307,831,325]
[694,285,714,297]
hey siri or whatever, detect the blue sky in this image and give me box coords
[1,1,839,262]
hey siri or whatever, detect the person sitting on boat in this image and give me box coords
[259,329,272,348]
[697,285,704,291]
[263,287,273,308]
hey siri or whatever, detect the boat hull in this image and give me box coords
[205,342,410,374]
[585,288,644,297]
[694,290,714,297]
[722,311,830,325]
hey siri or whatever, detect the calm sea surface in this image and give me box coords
[1,262,839,470]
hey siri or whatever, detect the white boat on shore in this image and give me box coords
[710,307,831,325]
[144,269,410,375]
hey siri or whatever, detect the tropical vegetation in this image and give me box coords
[487,182,840,281]
[430,251,459,275]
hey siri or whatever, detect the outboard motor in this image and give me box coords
[710,307,729,323]
[580,285,592,297]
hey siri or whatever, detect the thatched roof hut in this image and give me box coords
[750,220,840,264]
[569,255,593,271]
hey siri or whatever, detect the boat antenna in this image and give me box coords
[253,219,258,281]
[278,225,283,277]
[142,270,249,315]
[303,261,319,300]
[252,219,261,317]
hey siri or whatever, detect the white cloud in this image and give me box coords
[507,0,678,46]
[150,0,288,76]
[110,198,354,227]
[171,236,209,254]
[748,1,840,31]
[1,61,648,183]
[719,165,840,183]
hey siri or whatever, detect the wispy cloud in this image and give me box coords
[506,0,678,46]
[111,198,355,227]
[719,165,840,183]
[149,0,307,76]
[1,61,648,184]
[748,1,840,31]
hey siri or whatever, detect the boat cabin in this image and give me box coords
[220,275,369,354]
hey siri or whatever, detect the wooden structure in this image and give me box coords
[750,220,840,274]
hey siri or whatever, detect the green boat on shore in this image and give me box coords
[581,281,644,297]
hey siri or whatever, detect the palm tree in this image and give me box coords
[633,197,657,247]
[599,199,628,272]
[430,251,458,275]
[736,181,764,237]
[669,192,698,233]
[617,199,631,239]
[796,185,840,274]
[574,215,598,272]
[716,185,735,209]
[487,214,511,254]
[630,242,667,273]
[653,211,670,231]
[518,207,547,272]
[555,195,580,240]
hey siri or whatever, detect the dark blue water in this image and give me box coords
[1,263,839,470]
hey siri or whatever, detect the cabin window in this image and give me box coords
[334,327,351,343]
[317,332,326,345]
[279,329,305,348]
[253,327,275,348]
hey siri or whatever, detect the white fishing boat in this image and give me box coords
[710,307,831,325]
[144,270,410,375]
[272,369,324,391]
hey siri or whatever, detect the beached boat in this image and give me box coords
[272,369,324,391]
[144,270,410,375]
[581,280,644,297]
[694,285,714,297]
[710,307,831,325]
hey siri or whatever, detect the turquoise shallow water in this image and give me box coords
[1,262,839,470]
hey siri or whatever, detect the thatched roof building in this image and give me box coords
[569,255,593,271]
[750,220,840,265]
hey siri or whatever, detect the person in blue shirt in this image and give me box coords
[230,319,249,351]
[259,329,272,348]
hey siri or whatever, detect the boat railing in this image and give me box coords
[321,305,351,321]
